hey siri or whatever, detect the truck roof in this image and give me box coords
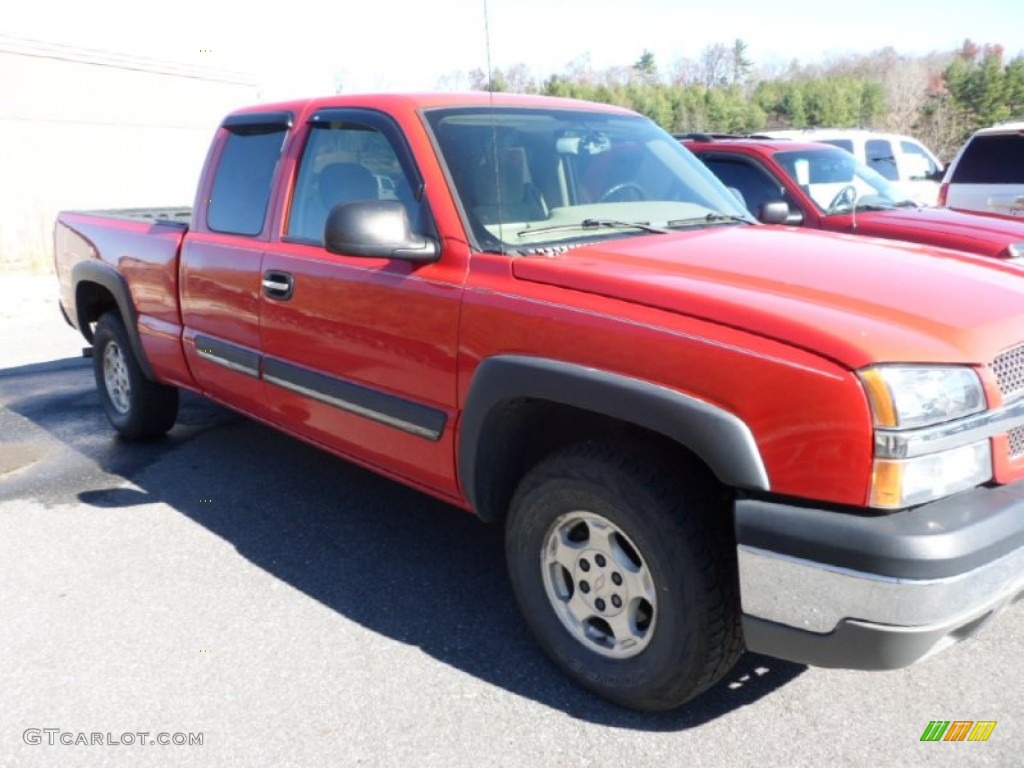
[224,91,638,119]
[678,135,838,154]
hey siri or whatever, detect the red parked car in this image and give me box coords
[682,134,1024,261]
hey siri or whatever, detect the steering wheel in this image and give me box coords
[825,184,858,215]
[599,182,647,203]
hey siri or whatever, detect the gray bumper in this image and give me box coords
[736,483,1024,669]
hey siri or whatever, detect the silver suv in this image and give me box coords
[941,122,1024,217]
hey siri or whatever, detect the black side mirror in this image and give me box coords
[324,200,439,263]
[758,201,795,225]
[927,168,946,183]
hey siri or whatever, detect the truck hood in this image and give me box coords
[511,225,1024,370]
[843,206,1024,257]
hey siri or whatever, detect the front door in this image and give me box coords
[259,109,466,497]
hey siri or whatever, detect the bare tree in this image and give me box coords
[881,57,930,133]
[602,65,635,88]
[699,43,731,87]
[435,69,469,91]
[564,54,596,85]
[753,55,795,82]
[468,67,508,92]
[503,63,537,93]
[917,94,969,161]
[668,56,699,86]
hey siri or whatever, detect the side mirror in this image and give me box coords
[758,201,795,225]
[324,200,439,263]
[927,168,946,183]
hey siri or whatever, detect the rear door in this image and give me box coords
[179,111,291,416]
[259,108,466,496]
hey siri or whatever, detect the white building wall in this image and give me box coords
[0,39,258,271]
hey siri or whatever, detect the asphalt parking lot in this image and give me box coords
[1,274,1021,767]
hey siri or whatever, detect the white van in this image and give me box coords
[758,129,944,205]
[940,122,1024,217]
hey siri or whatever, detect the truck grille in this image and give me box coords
[1010,427,1024,459]
[991,344,1024,402]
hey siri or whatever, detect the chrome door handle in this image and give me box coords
[262,271,294,300]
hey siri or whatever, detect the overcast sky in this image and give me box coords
[7,0,1023,100]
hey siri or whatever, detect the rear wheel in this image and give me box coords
[505,440,742,711]
[93,312,178,439]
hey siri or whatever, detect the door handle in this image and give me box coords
[262,271,294,300]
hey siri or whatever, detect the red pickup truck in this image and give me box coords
[55,93,1024,711]
[682,134,1024,260]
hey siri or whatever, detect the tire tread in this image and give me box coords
[93,311,178,439]
[508,439,743,711]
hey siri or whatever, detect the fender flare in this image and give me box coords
[458,355,770,514]
[71,260,157,381]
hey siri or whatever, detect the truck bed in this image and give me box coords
[61,206,192,226]
[54,208,195,389]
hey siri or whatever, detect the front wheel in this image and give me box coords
[93,312,178,439]
[505,441,742,711]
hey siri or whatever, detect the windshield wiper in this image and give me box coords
[516,218,669,238]
[666,212,752,228]
[854,199,920,212]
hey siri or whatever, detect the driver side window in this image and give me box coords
[700,156,798,220]
[286,122,421,244]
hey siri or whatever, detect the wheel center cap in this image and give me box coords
[574,550,625,617]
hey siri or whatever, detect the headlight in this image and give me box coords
[859,365,985,429]
[870,440,992,509]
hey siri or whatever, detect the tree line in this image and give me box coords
[449,40,1024,161]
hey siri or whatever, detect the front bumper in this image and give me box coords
[736,483,1024,669]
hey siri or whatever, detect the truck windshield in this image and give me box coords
[773,147,916,214]
[424,106,752,251]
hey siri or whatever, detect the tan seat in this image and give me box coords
[473,148,547,224]
[294,161,379,242]
[317,162,379,208]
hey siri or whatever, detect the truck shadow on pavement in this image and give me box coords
[1,360,807,730]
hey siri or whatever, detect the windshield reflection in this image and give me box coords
[425,106,752,252]
[773,148,917,214]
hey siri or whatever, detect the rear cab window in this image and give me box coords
[207,112,292,236]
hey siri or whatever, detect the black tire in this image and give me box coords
[505,440,742,711]
[93,312,178,439]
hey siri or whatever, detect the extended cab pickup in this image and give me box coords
[55,93,1024,711]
